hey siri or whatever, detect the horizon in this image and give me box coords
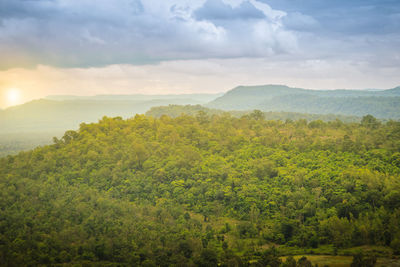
[1,83,400,111]
[2,83,400,110]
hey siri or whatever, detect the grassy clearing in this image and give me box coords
[281,255,400,267]
[278,244,395,257]
[281,255,352,267]
[339,245,394,257]
[278,244,336,256]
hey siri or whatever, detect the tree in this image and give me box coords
[178,241,193,259]
[350,253,377,267]
[196,249,218,267]
[250,110,264,121]
[257,247,282,267]
[361,115,379,129]
[297,256,312,267]
[283,256,297,267]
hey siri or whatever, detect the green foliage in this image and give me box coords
[1,113,400,265]
[256,247,282,267]
[146,104,361,122]
[0,94,219,156]
[283,256,297,267]
[391,238,400,254]
[207,84,400,119]
[297,256,313,267]
[195,249,218,267]
[350,253,377,267]
[361,115,380,129]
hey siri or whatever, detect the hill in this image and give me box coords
[207,85,400,119]
[1,113,400,265]
[1,94,221,133]
[0,94,220,156]
[45,93,222,102]
[146,104,361,122]
[2,85,399,157]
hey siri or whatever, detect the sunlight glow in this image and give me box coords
[6,88,22,106]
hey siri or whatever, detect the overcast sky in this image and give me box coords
[0,0,399,107]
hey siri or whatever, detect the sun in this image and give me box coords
[6,88,22,106]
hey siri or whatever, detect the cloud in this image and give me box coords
[264,0,400,35]
[194,0,265,20]
[0,0,398,93]
[0,0,298,69]
[282,12,319,31]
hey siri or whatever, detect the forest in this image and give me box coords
[207,85,400,119]
[0,95,218,157]
[1,111,400,266]
[2,83,399,157]
[0,104,360,157]
[146,105,361,122]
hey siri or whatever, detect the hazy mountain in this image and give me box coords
[2,86,399,157]
[0,94,221,156]
[207,85,400,118]
[45,93,223,102]
[1,94,221,133]
[146,104,361,122]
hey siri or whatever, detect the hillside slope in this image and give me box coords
[0,95,219,156]
[1,95,219,133]
[45,93,222,102]
[146,104,361,122]
[207,85,400,118]
[1,114,400,265]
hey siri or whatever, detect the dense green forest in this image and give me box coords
[0,104,360,157]
[146,104,361,122]
[1,112,400,266]
[207,85,400,119]
[2,84,400,157]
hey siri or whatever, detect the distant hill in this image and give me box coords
[45,93,223,102]
[1,86,399,157]
[146,104,361,122]
[1,94,221,133]
[207,85,400,119]
[0,94,221,156]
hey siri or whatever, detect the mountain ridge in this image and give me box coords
[45,93,223,102]
[207,84,400,118]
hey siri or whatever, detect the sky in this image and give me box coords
[0,0,399,108]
